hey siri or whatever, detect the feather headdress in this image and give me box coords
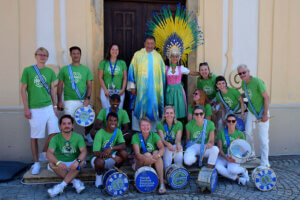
[145,4,204,64]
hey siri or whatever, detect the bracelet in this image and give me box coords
[158,154,161,158]
[56,161,61,166]
[53,105,58,108]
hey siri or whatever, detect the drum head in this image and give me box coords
[105,172,129,196]
[168,167,190,189]
[235,118,245,132]
[253,167,277,191]
[229,139,252,162]
[74,106,95,127]
[135,170,158,193]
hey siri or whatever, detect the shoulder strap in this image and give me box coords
[104,128,118,150]
[67,65,86,100]
[163,124,175,143]
[32,65,50,95]
[224,127,230,148]
[138,132,148,153]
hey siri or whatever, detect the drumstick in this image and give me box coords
[253,116,275,122]
[237,131,245,139]
[200,146,207,163]
[114,166,123,174]
[171,150,185,159]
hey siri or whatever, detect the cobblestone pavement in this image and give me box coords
[1,155,300,200]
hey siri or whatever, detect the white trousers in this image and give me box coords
[245,111,270,167]
[163,144,183,169]
[215,156,245,180]
[100,88,125,110]
[64,100,83,117]
[184,144,219,166]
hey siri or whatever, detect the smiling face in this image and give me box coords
[193,108,205,122]
[140,120,151,134]
[216,80,227,91]
[226,115,237,129]
[170,54,179,65]
[60,118,74,134]
[110,98,120,110]
[164,108,175,122]
[199,65,210,79]
[237,66,250,81]
[193,90,201,102]
[110,45,119,59]
[106,115,118,131]
[70,49,81,63]
[144,38,155,52]
[35,50,48,64]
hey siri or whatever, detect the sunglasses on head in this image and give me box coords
[227,119,236,123]
[238,71,247,76]
[194,112,204,116]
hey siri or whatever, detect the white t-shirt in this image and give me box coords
[167,65,190,75]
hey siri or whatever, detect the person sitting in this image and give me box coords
[131,117,166,194]
[46,115,87,197]
[156,106,183,170]
[188,89,212,121]
[93,94,131,144]
[91,112,128,188]
[215,114,249,185]
[184,105,219,168]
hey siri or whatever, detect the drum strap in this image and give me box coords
[68,64,86,100]
[244,83,264,120]
[224,127,231,148]
[198,120,207,166]
[104,128,118,150]
[218,91,239,115]
[106,108,119,117]
[138,132,149,153]
[185,119,207,149]
[32,65,50,95]
[163,124,175,143]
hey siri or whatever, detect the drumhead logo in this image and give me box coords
[203,85,213,95]
[34,75,47,88]
[224,96,233,107]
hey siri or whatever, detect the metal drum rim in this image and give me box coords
[252,167,277,192]
[105,172,129,196]
[74,106,95,127]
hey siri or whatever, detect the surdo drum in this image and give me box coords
[229,139,252,163]
[197,166,218,192]
[74,106,95,127]
[252,166,277,191]
[102,169,129,196]
[134,166,159,193]
[165,164,190,189]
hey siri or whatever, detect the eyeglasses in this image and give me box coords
[193,92,199,95]
[194,112,204,116]
[227,120,236,123]
[238,71,247,76]
[36,54,48,57]
[65,141,71,151]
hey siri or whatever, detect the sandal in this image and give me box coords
[158,183,166,194]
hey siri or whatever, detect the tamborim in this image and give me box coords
[165,164,190,189]
[252,166,277,191]
[228,139,251,164]
[102,169,129,196]
[197,166,218,192]
[74,106,95,127]
[134,166,158,193]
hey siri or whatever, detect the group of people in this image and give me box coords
[20,35,271,197]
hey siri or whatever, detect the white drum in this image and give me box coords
[228,139,251,163]
[74,106,95,127]
[134,166,159,193]
[252,166,277,191]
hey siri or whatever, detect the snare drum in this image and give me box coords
[74,106,95,127]
[103,169,129,196]
[165,164,190,189]
[197,167,218,192]
[229,139,251,163]
[134,166,159,193]
[252,166,277,191]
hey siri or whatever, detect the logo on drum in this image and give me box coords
[171,170,189,187]
[34,75,47,88]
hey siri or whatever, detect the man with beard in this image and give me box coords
[91,112,128,188]
[46,115,87,197]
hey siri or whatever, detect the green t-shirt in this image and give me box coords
[197,73,217,99]
[186,119,215,144]
[155,121,183,144]
[98,59,127,90]
[216,87,241,111]
[20,66,57,109]
[217,129,245,154]
[48,132,86,162]
[131,132,161,153]
[241,77,266,115]
[188,104,213,117]
[96,108,130,128]
[57,64,93,100]
[93,128,125,154]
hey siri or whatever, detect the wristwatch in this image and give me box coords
[76,158,82,164]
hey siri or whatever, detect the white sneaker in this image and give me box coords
[72,179,85,194]
[95,174,103,188]
[238,177,247,186]
[242,168,250,182]
[39,152,48,162]
[47,183,65,197]
[31,162,40,175]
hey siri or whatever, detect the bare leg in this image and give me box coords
[94,157,105,175]
[49,163,80,184]
[30,138,39,162]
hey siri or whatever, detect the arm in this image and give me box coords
[238,96,245,121]
[188,71,201,76]
[98,69,110,97]
[47,148,68,170]
[157,130,174,151]
[69,146,88,169]
[132,143,146,163]
[175,130,183,151]
[121,123,129,134]
[217,140,235,162]
[152,140,166,160]
[206,131,215,149]
[57,80,64,110]
[119,70,127,96]
[21,83,31,119]
[261,91,270,122]
[50,82,58,117]
[185,129,191,144]
[83,80,92,106]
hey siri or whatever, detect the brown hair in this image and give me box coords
[104,44,120,61]
[191,89,209,109]
[199,62,212,79]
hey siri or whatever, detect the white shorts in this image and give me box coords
[90,152,117,169]
[47,160,86,172]
[64,100,83,117]
[29,105,60,138]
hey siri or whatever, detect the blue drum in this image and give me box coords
[197,167,218,192]
[134,166,159,193]
[252,166,277,191]
[74,106,95,127]
[165,164,190,189]
[103,169,129,196]
[235,117,245,132]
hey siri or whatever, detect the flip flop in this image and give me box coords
[158,183,166,194]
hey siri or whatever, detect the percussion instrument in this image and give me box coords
[228,139,251,163]
[102,169,129,196]
[197,166,218,192]
[252,166,277,191]
[165,164,190,189]
[74,106,95,127]
[134,166,158,193]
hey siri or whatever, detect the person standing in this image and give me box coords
[237,64,270,167]
[20,47,60,175]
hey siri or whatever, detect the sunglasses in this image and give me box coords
[193,92,199,95]
[194,112,204,116]
[238,71,247,76]
[227,120,236,123]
